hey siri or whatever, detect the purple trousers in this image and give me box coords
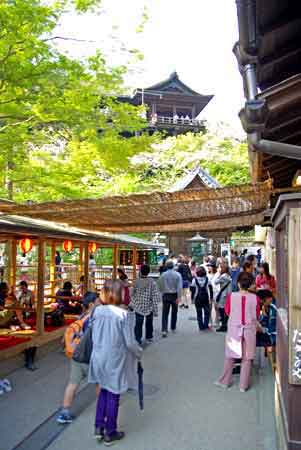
[95,389,120,436]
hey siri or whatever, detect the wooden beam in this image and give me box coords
[79,243,84,276]
[113,244,119,280]
[50,241,56,297]
[36,238,45,335]
[8,238,17,291]
[83,242,89,293]
[132,246,138,280]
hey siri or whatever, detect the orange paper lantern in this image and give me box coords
[88,242,97,253]
[63,240,74,252]
[19,238,33,254]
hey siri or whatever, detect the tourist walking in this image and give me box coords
[117,267,130,306]
[158,260,182,337]
[177,256,192,309]
[57,292,99,424]
[130,264,161,344]
[89,280,142,445]
[230,257,241,292]
[214,263,232,332]
[191,266,213,331]
[215,272,260,392]
[189,260,197,302]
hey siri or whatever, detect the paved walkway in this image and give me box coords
[43,308,278,450]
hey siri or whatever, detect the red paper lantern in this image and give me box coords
[63,240,74,252]
[88,242,97,253]
[19,238,33,254]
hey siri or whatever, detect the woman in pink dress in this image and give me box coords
[215,272,260,392]
[255,262,276,296]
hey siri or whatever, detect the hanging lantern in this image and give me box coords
[63,240,74,252]
[88,242,97,253]
[19,238,33,254]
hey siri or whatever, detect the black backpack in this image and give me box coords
[195,277,209,305]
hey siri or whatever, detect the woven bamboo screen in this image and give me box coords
[7,181,272,233]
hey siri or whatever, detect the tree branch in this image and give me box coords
[43,36,96,44]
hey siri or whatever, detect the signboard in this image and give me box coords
[288,210,301,384]
[220,243,231,265]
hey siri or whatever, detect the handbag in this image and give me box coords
[72,305,99,364]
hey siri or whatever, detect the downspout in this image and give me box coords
[243,64,301,160]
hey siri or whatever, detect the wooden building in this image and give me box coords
[0,212,162,364]
[234,2,301,449]
[165,166,229,256]
[119,72,213,136]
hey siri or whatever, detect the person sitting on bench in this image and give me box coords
[0,281,31,330]
[56,281,82,314]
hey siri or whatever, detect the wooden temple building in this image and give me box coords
[234,2,301,449]
[119,71,213,136]
[165,166,230,256]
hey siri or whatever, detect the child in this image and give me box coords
[89,280,142,445]
[191,267,213,331]
[256,289,277,348]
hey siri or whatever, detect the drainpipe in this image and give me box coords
[241,51,301,160]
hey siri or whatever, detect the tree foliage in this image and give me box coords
[0,0,157,201]
[118,131,251,193]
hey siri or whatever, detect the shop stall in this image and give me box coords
[0,214,162,361]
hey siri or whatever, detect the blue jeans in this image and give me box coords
[135,312,153,343]
[195,302,210,330]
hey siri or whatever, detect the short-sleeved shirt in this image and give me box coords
[256,274,276,292]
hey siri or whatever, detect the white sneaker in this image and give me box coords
[240,388,248,393]
[214,381,230,389]
[0,383,4,395]
[2,379,12,392]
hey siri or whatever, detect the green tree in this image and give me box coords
[0,0,157,201]
[115,130,251,193]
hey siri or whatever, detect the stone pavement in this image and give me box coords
[45,308,278,450]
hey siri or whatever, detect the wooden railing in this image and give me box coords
[150,115,205,127]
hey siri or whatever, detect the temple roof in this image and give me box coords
[168,166,220,192]
[144,72,210,97]
[119,72,213,117]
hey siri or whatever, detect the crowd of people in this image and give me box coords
[0,246,278,443]
[53,247,277,445]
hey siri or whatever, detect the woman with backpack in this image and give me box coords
[89,280,142,445]
[191,267,213,331]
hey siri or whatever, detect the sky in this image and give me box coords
[56,0,245,136]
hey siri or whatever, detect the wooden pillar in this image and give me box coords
[132,246,138,280]
[36,238,45,335]
[8,238,17,291]
[79,243,84,275]
[50,241,56,296]
[113,244,119,280]
[192,104,196,119]
[83,242,89,293]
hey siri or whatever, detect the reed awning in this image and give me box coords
[5,181,272,233]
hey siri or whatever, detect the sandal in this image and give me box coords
[20,323,31,330]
